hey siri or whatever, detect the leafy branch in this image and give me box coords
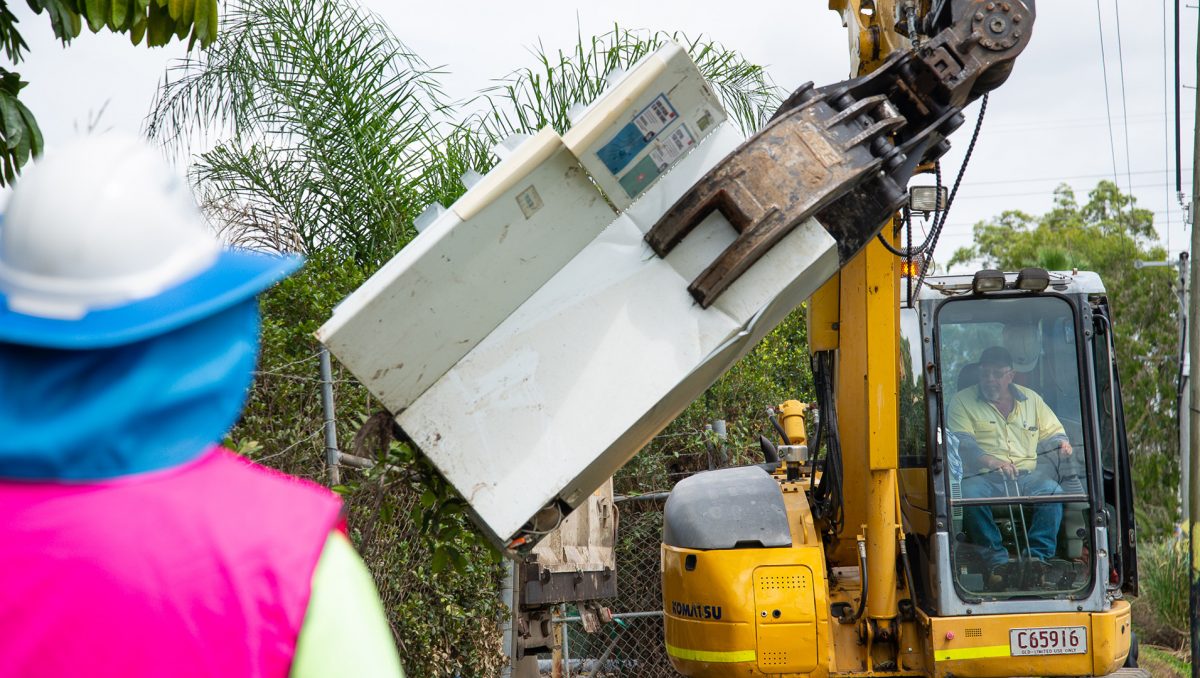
[0,0,217,185]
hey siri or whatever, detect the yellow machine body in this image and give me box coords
[663,470,1130,678]
[925,603,1131,678]
[663,482,832,677]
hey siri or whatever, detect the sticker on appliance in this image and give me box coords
[633,95,678,138]
[649,125,695,170]
[515,185,543,219]
[595,94,679,175]
[617,155,663,198]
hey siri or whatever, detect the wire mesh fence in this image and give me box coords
[530,422,754,677]
[538,500,675,677]
[555,612,670,677]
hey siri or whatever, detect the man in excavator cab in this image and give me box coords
[947,344,1075,590]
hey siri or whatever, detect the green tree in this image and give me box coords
[950,182,1181,536]
[0,0,216,184]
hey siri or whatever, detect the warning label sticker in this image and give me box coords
[633,95,678,139]
[649,125,695,170]
[596,93,680,175]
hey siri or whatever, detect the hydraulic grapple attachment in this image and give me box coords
[647,0,1034,307]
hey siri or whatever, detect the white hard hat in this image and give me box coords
[0,134,301,349]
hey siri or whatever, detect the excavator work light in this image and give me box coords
[1015,267,1050,292]
[908,185,947,215]
[971,269,1006,294]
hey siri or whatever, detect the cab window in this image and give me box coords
[935,296,1093,599]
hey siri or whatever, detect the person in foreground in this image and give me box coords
[0,135,403,677]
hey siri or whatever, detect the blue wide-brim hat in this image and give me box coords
[0,249,302,350]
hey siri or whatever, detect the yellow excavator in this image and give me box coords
[659,2,1139,677]
[318,1,1141,676]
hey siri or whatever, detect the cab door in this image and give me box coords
[1091,298,1138,594]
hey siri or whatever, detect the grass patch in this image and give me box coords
[1142,645,1190,678]
[1133,540,1189,649]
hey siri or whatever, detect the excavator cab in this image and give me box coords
[900,269,1138,617]
[659,268,1137,678]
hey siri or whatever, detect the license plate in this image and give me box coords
[1010,626,1087,656]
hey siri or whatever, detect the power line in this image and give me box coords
[1164,0,1175,251]
[1094,0,1125,217]
[956,167,1192,187]
[1175,0,1183,195]
[984,113,1168,131]
[937,208,1183,235]
[1112,0,1137,204]
[955,180,1189,201]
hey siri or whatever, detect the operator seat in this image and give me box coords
[956,362,980,394]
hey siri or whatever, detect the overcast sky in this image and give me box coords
[9,0,1197,270]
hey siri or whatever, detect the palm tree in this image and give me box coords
[475,25,780,142]
[146,0,448,266]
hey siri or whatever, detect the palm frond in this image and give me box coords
[146,0,448,265]
[474,25,780,144]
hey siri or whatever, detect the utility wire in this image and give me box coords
[984,115,1167,134]
[986,111,1169,128]
[1095,0,1126,218]
[964,167,1191,187]
[955,179,1185,201]
[940,207,1182,230]
[1164,0,1175,252]
[1175,0,1183,195]
[1112,0,1137,207]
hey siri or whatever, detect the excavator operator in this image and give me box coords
[946,346,1073,570]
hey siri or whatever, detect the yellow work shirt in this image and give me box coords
[946,383,1066,472]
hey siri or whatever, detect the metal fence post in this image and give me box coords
[713,419,728,466]
[500,559,517,678]
[319,347,341,486]
[562,605,571,678]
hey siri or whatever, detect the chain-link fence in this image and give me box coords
[537,500,673,677]
[531,428,754,677]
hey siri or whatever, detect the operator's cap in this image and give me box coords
[978,346,1014,368]
[0,134,302,350]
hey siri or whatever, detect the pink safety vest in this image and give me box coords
[0,446,344,677]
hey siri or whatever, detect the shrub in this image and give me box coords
[1132,539,1189,650]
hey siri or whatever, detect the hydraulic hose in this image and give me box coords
[841,535,869,624]
[768,410,791,446]
[898,534,917,604]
